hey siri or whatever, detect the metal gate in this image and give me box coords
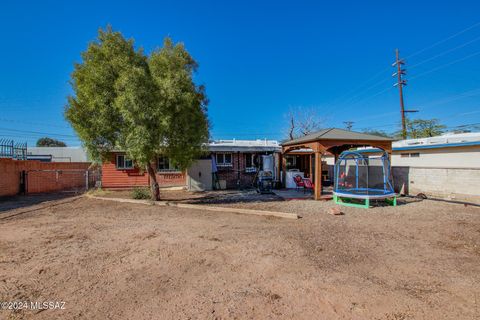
[25,168,100,194]
[0,139,27,160]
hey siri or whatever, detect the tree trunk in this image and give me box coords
[146,163,160,201]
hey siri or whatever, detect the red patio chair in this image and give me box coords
[303,178,315,194]
[293,175,304,190]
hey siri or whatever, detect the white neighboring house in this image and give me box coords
[389,132,480,204]
[391,132,480,168]
[27,147,90,162]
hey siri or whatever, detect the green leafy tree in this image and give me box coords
[396,118,446,139]
[36,137,67,147]
[65,27,209,200]
[361,129,392,138]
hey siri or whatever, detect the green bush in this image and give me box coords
[131,187,151,200]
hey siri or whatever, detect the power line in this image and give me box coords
[0,118,72,129]
[345,47,480,108]
[0,127,77,138]
[410,49,480,80]
[328,66,392,106]
[419,87,480,109]
[343,86,394,109]
[340,77,392,106]
[0,133,80,142]
[344,46,480,109]
[353,87,480,124]
[405,21,480,59]
[325,23,480,113]
[332,21,480,108]
[356,111,480,132]
[409,35,480,70]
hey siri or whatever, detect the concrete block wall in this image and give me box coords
[0,158,92,196]
[0,159,21,196]
[392,166,480,204]
[27,170,87,194]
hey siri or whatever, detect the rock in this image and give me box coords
[329,207,343,215]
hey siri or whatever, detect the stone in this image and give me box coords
[329,207,343,215]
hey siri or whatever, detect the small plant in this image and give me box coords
[131,187,151,200]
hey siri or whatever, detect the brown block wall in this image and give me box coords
[0,158,91,196]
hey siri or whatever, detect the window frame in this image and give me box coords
[245,153,257,173]
[216,153,233,167]
[116,154,134,170]
[400,152,420,158]
[157,156,181,173]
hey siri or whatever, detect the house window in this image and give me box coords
[400,153,409,158]
[216,153,232,167]
[245,154,257,173]
[157,156,180,172]
[410,153,420,158]
[116,154,134,169]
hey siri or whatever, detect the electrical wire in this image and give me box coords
[405,21,480,59]
[410,50,480,80]
[328,66,392,106]
[0,127,77,138]
[408,35,480,70]
[0,118,71,129]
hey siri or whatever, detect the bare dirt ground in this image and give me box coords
[0,193,479,319]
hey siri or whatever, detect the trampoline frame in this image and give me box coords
[333,150,397,208]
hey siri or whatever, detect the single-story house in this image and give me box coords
[101,139,282,189]
[27,147,89,162]
[357,132,480,203]
[390,132,480,203]
[390,132,480,168]
[101,152,185,189]
[209,139,281,189]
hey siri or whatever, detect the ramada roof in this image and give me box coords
[281,128,392,147]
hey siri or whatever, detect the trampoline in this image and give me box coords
[333,150,396,208]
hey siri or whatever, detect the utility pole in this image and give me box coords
[343,121,354,131]
[392,49,418,139]
[393,49,407,139]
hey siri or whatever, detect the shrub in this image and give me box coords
[131,187,151,200]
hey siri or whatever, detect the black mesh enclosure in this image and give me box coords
[334,151,395,198]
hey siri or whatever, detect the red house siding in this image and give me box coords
[101,152,185,189]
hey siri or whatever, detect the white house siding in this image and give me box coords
[391,146,480,169]
[27,147,89,162]
[390,144,480,204]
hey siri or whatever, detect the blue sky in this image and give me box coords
[1,0,480,146]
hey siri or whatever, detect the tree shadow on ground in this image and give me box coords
[181,189,285,205]
[0,193,79,215]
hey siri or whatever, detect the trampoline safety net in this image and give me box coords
[334,151,395,198]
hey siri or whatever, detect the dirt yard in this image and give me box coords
[0,193,479,319]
